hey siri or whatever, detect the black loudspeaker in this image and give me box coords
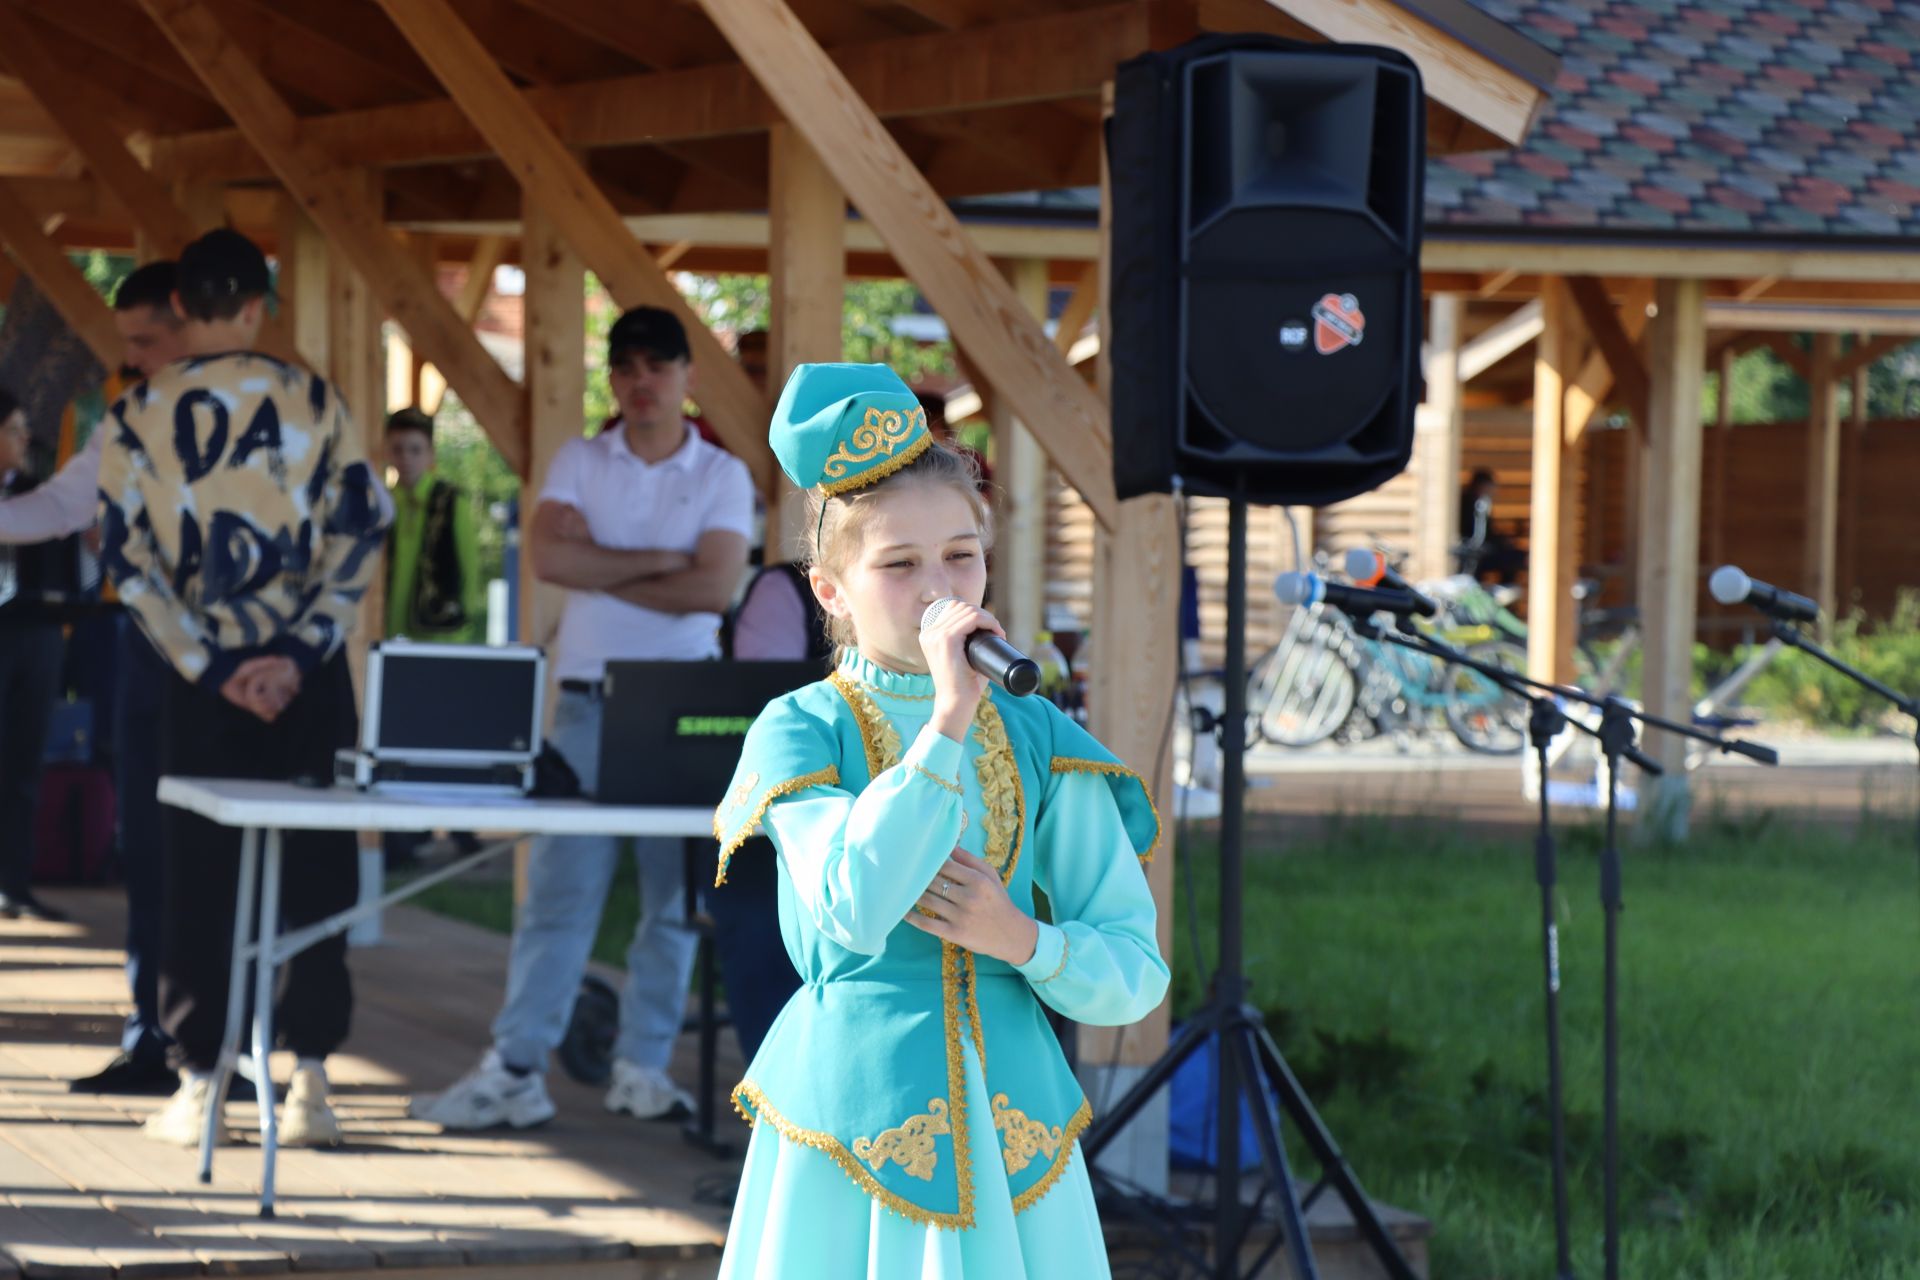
[1109,36,1427,505]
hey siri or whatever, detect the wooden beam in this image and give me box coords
[1053,260,1099,355]
[694,0,1117,526]
[1461,299,1541,382]
[372,0,774,492]
[151,3,1151,182]
[444,0,637,86]
[1566,274,1650,423]
[1707,303,1920,335]
[521,194,582,653]
[454,235,506,322]
[1637,278,1706,833]
[513,0,730,70]
[276,194,329,374]
[1527,278,1576,686]
[139,0,528,474]
[0,179,121,366]
[1804,333,1840,631]
[1428,239,1920,288]
[1087,77,1176,1095]
[1267,0,1548,144]
[1415,293,1464,583]
[767,122,845,559]
[1834,333,1913,380]
[1705,344,1732,576]
[329,168,389,676]
[0,3,200,256]
[1758,332,1809,381]
[989,258,1051,653]
[1565,278,1654,442]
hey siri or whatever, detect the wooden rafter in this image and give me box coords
[137,0,528,473]
[0,179,121,366]
[1053,260,1100,354]
[1566,274,1650,424]
[512,0,731,70]
[374,0,775,489]
[1565,277,1653,442]
[261,0,439,93]
[694,0,1117,526]
[151,2,1157,181]
[448,0,641,86]
[1835,334,1914,380]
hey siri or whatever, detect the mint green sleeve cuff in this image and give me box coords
[1015,922,1070,986]
[902,725,964,791]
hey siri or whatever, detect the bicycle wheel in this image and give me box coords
[1444,640,1528,755]
[1254,628,1358,748]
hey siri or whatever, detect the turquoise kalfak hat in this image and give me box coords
[770,363,931,497]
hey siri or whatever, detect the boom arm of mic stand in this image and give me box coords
[1772,620,1920,721]
[1364,619,1661,772]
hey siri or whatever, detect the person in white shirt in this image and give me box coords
[412,306,753,1130]
[0,263,193,1096]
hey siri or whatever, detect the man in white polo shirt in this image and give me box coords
[412,307,752,1129]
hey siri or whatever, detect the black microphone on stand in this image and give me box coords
[1343,548,1440,618]
[920,598,1040,696]
[1709,565,1820,624]
[1274,571,1428,619]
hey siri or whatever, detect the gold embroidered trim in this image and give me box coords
[731,1081,969,1228]
[853,1098,951,1181]
[859,680,936,702]
[940,940,978,1228]
[819,408,931,495]
[713,767,841,886]
[964,950,987,1073]
[1051,756,1162,865]
[1010,1098,1094,1215]
[992,1094,1064,1176]
[912,764,963,796]
[830,671,903,779]
[973,695,1025,883]
[1032,929,1071,986]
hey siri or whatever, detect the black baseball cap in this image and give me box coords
[176,228,273,305]
[608,306,690,364]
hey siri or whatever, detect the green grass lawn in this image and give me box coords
[406,810,1920,1279]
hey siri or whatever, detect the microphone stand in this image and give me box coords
[1766,618,1920,888]
[1355,617,1632,1280]
[1353,613,1777,1280]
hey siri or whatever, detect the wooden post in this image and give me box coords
[989,258,1051,654]
[407,231,439,407]
[276,195,330,376]
[1082,81,1176,1196]
[1804,332,1840,633]
[1527,278,1578,684]
[767,122,844,562]
[521,196,584,654]
[1705,344,1733,580]
[1637,278,1706,835]
[1415,293,1464,582]
[1838,358,1868,617]
[329,170,388,701]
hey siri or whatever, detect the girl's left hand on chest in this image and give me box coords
[905,849,1039,966]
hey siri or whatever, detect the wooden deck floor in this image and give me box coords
[0,892,739,1279]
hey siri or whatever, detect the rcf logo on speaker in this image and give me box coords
[1310,293,1366,355]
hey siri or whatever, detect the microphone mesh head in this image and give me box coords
[1344,548,1386,586]
[1273,573,1318,607]
[920,598,959,631]
[1708,565,1750,606]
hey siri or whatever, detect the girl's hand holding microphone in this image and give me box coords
[920,597,1002,742]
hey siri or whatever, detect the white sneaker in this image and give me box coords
[143,1073,231,1147]
[407,1049,556,1130]
[603,1059,695,1121]
[279,1063,342,1148]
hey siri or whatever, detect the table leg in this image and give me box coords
[252,828,284,1218]
[201,826,260,1185]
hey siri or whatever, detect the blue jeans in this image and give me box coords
[492,691,696,1075]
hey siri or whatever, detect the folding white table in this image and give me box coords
[157,776,714,1218]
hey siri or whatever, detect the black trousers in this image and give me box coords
[0,624,63,898]
[158,651,359,1073]
[115,625,170,1059]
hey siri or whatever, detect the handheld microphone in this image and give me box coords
[1708,565,1820,625]
[1275,571,1426,619]
[920,599,1040,697]
[1343,548,1439,618]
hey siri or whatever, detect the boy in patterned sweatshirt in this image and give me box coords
[97,229,390,1148]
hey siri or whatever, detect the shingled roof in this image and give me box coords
[1427,0,1920,241]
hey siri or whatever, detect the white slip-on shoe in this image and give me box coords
[279,1062,343,1148]
[142,1073,232,1147]
[603,1059,695,1121]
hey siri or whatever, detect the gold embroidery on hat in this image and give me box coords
[823,406,927,476]
[853,1098,952,1181]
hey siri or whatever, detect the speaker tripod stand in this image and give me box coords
[1082,481,1415,1280]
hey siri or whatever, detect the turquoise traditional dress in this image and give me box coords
[712,652,1170,1279]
